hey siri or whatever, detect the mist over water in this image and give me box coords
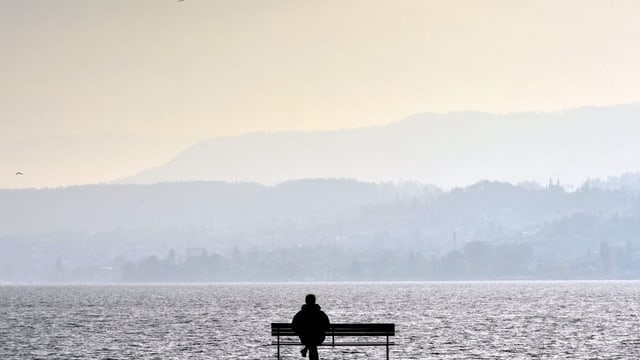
[2,282,639,359]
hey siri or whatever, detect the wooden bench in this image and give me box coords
[271,322,395,359]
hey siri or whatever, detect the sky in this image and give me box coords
[2,0,640,188]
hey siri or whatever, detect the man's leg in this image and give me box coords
[299,336,308,357]
[308,346,319,360]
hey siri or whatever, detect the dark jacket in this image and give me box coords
[292,304,330,345]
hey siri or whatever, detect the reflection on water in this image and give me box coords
[1,281,640,359]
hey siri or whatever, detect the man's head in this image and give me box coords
[305,293,316,305]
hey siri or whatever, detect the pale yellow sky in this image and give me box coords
[2,0,640,187]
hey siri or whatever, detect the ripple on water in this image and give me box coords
[1,282,640,359]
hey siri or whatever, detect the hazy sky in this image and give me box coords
[2,0,640,187]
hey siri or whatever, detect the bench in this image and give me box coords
[271,322,395,359]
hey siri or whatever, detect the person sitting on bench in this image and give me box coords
[292,294,330,359]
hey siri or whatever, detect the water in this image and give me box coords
[1,281,640,359]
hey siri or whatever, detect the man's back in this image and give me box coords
[292,303,330,338]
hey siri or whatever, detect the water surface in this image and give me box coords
[1,281,639,359]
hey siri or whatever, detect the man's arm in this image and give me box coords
[321,312,330,331]
[292,312,301,334]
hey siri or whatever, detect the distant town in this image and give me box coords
[2,175,640,283]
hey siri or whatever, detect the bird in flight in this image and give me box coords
[15,172,23,176]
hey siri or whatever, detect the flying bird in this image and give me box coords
[15,172,23,176]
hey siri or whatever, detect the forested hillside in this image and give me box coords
[1,178,639,282]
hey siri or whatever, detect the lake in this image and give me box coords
[1,281,640,359]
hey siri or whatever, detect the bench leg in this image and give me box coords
[277,335,280,360]
[386,336,389,360]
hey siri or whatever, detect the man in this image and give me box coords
[292,294,330,359]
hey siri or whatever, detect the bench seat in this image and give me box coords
[272,341,395,346]
[271,322,395,359]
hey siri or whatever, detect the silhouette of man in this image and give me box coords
[292,294,330,359]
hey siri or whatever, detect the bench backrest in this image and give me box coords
[271,323,395,337]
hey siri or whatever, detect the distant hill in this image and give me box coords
[119,104,640,187]
[0,179,417,235]
[3,178,639,282]
[586,173,640,193]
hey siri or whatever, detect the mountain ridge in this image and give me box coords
[118,103,640,187]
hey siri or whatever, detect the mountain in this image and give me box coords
[120,104,640,187]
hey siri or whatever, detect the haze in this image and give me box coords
[3,1,640,188]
